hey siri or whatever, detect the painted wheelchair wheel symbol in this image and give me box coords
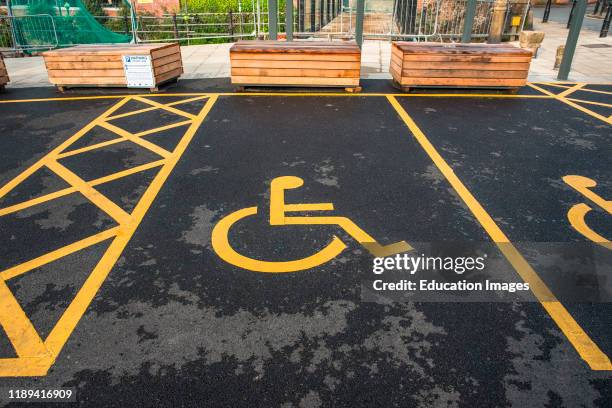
[212,176,412,273]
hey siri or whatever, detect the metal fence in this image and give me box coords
[0,14,58,51]
[1,0,532,52]
[297,0,529,40]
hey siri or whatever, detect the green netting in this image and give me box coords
[8,0,132,51]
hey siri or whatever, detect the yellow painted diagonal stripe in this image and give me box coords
[0,97,133,201]
[132,96,196,120]
[98,121,172,159]
[0,160,165,217]
[46,160,131,226]
[0,227,120,281]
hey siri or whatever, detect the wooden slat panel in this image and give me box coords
[232,75,359,86]
[402,69,527,79]
[154,60,182,76]
[399,77,526,87]
[230,59,359,69]
[390,59,403,77]
[47,69,125,78]
[43,55,123,63]
[45,61,123,69]
[231,67,360,78]
[151,44,181,60]
[231,40,360,54]
[230,52,360,62]
[48,76,127,85]
[155,68,183,84]
[401,61,530,71]
[152,52,182,68]
[402,54,532,63]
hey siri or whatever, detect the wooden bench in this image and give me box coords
[390,42,532,93]
[230,41,361,92]
[42,43,183,92]
[0,56,8,91]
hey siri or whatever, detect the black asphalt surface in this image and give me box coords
[0,80,610,407]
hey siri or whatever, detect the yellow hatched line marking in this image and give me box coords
[105,95,209,121]
[46,160,132,226]
[0,279,48,358]
[98,121,172,158]
[558,82,586,98]
[134,120,192,138]
[387,95,612,371]
[57,137,126,159]
[566,98,612,108]
[0,97,133,201]
[0,160,166,217]
[132,96,196,120]
[0,227,120,281]
[528,83,612,125]
[43,95,219,372]
[0,94,217,376]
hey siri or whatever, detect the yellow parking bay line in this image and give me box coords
[387,95,612,371]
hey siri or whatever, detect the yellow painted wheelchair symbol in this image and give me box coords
[563,175,611,250]
[211,176,413,272]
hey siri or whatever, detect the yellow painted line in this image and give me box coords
[43,95,219,368]
[105,95,209,121]
[387,95,612,371]
[0,95,129,104]
[98,121,172,158]
[57,137,126,159]
[134,120,192,138]
[558,82,586,98]
[46,160,132,226]
[529,83,612,125]
[0,97,132,201]
[0,160,165,217]
[132,96,196,120]
[0,91,556,104]
[0,227,120,281]
[567,98,612,109]
[0,279,48,358]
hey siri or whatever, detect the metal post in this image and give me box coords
[355,0,364,47]
[462,0,477,43]
[558,0,587,80]
[542,0,552,22]
[310,0,316,31]
[488,0,507,44]
[286,0,293,40]
[601,3,611,37]
[269,0,278,39]
[567,0,576,28]
[229,10,235,41]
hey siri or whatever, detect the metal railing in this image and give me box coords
[0,14,58,51]
[1,0,532,52]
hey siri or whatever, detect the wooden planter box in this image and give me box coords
[42,43,183,92]
[230,41,361,92]
[0,56,8,91]
[390,42,532,92]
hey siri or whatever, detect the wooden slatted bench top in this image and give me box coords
[231,41,361,54]
[230,40,362,92]
[393,42,533,57]
[43,43,178,56]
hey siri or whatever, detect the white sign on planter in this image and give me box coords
[122,55,154,88]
